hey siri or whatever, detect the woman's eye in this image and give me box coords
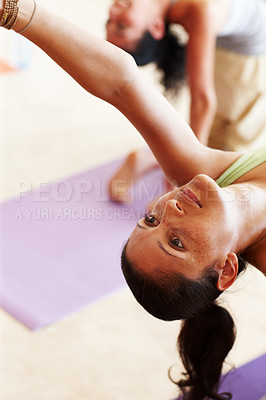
[170,237,184,249]
[144,214,158,226]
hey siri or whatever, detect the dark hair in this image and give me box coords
[176,303,236,400]
[128,25,186,95]
[121,242,247,400]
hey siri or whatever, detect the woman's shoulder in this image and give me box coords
[243,234,266,275]
[233,147,266,185]
[169,0,229,33]
[202,146,266,186]
[235,163,266,188]
[168,0,209,21]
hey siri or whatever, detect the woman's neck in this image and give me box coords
[231,183,266,273]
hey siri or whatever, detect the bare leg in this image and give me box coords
[108,148,160,202]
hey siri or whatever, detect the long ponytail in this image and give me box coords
[171,256,247,400]
[176,303,235,400]
[121,242,247,400]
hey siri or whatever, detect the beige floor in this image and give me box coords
[0,1,266,399]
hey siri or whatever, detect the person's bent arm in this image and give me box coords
[183,1,218,145]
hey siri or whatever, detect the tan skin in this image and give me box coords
[1,0,265,288]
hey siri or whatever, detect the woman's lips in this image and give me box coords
[182,188,202,208]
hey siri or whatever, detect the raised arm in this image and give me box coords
[1,0,239,185]
[185,3,217,145]
[169,0,228,145]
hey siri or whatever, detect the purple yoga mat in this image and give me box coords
[176,354,266,400]
[0,158,164,330]
[219,354,266,400]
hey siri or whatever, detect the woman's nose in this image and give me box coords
[162,199,184,221]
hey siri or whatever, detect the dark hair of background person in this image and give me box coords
[121,243,247,400]
[128,24,186,95]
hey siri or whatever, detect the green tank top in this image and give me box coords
[216,146,266,188]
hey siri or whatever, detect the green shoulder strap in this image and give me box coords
[216,146,266,188]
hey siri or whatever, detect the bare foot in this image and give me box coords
[108,149,159,202]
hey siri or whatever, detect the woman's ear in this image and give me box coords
[149,17,165,40]
[217,253,238,291]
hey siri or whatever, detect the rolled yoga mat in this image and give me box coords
[0,158,164,330]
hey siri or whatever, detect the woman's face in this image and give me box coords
[126,174,236,279]
[106,0,153,51]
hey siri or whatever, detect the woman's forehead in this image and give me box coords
[127,224,199,277]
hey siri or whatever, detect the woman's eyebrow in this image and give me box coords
[137,221,147,229]
[157,240,182,259]
[136,222,183,258]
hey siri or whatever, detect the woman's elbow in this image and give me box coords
[106,51,139,105]
[191,90,217,115]
[102,52,138,107]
